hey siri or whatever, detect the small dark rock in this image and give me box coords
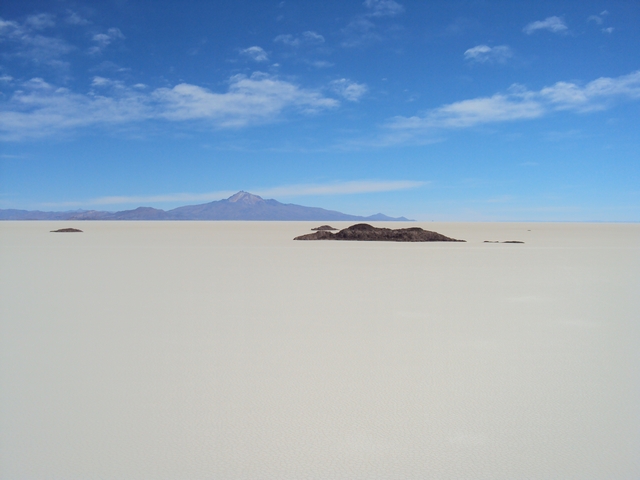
[51,228,83,233]
[484,240,524,244]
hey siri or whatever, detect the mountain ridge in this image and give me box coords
[0,191,413,221]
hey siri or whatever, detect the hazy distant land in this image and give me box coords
[0,191,412,221]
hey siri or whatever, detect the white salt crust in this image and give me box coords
[1,221,639,479]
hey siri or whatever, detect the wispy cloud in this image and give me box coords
[341,0,404,47]
[464,45,513,64]
[341,18,379,47]
[65,10,90,26]
[363,0,405,18]
[274,31,325,47]
[388,89,543,131]
[587,15,603,25]
[0,72,340,140]
[0,15,74,67]
[588,10,609,24]
[240,45,268,62]
[25,14,56,29]
[329,79,368,102]
[307,60,334,68]
[89,27,125,54]
[539,71,640,111]
[523,16,568,35]
[154,72,339,126]
[44,180,426,208]
[587,10,613,33]
[256,179,424,197]
[383,70,640,143]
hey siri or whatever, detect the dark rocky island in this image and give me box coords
[51,228,83,233]
[311,225,338,231]
[295,223,465,242]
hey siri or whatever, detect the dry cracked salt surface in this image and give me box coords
[1,221,639,479]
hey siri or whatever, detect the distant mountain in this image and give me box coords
[0,191,413,221]
[0,209,79,220]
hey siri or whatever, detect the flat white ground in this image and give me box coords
[1,221,639,479]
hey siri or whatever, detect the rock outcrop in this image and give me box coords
[295,223,464,242]
[51,228,83,233]
[311,225,338,231]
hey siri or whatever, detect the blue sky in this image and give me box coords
[1,0,639,220]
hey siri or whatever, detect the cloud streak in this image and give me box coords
[240,46,268,62]
[45,180,425,207]
[341,0,404,47]
[363,0,405,18]
[0,73,340,139]
[274,31,325,47]
[523,16,568,34]
[255,180,425,197]
[0,15,74,67]
[464,45,513,64]
[89,27,124,54]
[384,70,640,143]
[329,79,368,102]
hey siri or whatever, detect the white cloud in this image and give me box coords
[273,34,296,46]
[257,179,424,197]
[363,0,405,17]
[329,79,368,102]
[91,76,112,87]
[240,46,268,62]
[0,81,148,140]
[308,60,334,68]
[341,0,403,48]
[523,16,568,34]
[464,45,513,64]
[0,73,340,140]
[25,14,56,29]
[89,27,125,54]
[588,11,613,32]
[23,77,53,89]
[587,15,603,25]
[389,92,543,132]
[302,31,325,44]
[154,72,338,126]
[66,11,90,26]
[341,18,379,47]
[274,31,325,47]
[384,70,640,143]
[0,16,74,66]
[539,71,640,111]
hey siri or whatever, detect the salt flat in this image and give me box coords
[1,221,639,479]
